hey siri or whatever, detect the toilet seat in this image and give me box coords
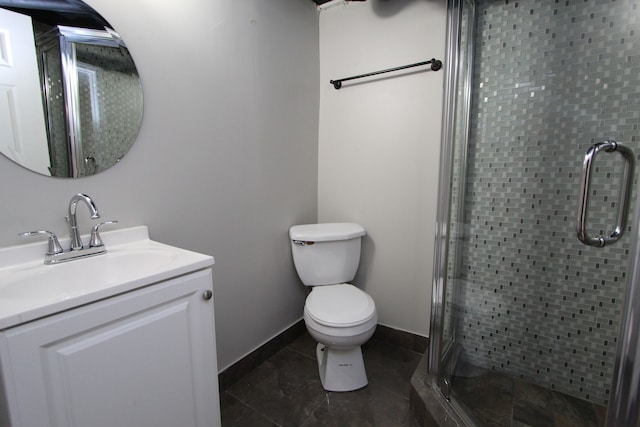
[305,284,376,327]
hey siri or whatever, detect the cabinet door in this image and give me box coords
[0,269,220,427]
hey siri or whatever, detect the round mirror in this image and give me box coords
[0,0,143,178]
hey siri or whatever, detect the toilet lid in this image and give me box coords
[305,284,376,327]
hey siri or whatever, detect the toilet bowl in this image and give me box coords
[304,284,377,391]
[289,223,377,392]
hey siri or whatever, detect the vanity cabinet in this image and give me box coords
[0,268,220,427]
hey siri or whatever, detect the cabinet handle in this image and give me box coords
[202,290,213,301]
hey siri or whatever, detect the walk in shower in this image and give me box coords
[428,0,640,425]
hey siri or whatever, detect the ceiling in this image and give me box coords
[0,0,108,28]
[0,0,356,11]
[313,0,366,5]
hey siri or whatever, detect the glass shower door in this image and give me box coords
[432,0,640,425]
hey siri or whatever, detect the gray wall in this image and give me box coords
[0,0,320,371]
[317,0,446,337]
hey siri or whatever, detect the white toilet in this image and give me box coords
[289,222,377,392]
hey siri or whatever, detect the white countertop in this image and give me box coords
[0,226,214,330]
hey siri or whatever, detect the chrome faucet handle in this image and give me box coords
[19,230,64,255]
[90,221,118,248]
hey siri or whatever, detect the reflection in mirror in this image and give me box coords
[0,0,142,178]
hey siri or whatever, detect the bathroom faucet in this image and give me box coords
[67,193,100,251]
[20,193,117,264]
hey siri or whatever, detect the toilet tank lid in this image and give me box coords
[289,223,365,242]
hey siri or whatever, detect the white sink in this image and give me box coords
[0,226,214,329]
[1,248,176,299]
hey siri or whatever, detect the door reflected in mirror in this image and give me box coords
[0,1,143,178]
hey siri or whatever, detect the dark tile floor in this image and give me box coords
[220,332,422,427]
[451,368,607,427]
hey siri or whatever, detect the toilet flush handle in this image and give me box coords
[293,240,314,246]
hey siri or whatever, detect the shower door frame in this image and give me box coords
[428,0,474,402]
[428,1,640,426]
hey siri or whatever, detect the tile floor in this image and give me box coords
[220,332,423,427]
[451,368,607,427]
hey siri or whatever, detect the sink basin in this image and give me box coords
[2,248,176,300]
[0,226,214,329]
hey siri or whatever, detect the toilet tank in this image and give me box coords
[289,223,366,287]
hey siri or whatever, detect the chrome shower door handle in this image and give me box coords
[577,140,635,247]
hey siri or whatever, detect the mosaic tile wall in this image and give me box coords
[453,0,640,405]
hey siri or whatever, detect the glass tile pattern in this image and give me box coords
[454,0,640,405]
